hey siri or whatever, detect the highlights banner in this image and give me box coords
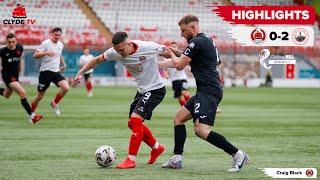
[212,6,315,24]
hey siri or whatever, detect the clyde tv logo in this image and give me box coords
[3,4,36,25]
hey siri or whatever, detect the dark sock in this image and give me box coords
[20,98,32,115]
[174,125,187,155]
[0,88,4,96]
[206,131,238,156]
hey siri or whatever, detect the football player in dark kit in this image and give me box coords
[159,15,249,172]
[0,33,43,123]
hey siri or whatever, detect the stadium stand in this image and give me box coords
[86,0,234,44]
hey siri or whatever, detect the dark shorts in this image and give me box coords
[172,79,188,98]
[2,73,19,88]
[37,71,65,92]
[129,86,166,120]
[184,92,223,126]
[83,73,92,81]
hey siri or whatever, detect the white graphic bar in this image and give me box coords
[261,168,317,178]
[227,26,314,46]
[269,60,296,64]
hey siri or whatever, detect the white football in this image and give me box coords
[94,145,116,167]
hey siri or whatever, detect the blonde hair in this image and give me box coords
[178,14,199,26]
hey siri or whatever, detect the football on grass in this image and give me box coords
[94,146,116,167]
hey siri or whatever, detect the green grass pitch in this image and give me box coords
[0,86,319,179]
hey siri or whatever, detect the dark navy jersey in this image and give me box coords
[0,44,23,75]
[183,33,222,94]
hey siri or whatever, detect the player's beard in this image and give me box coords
[186,37,192,43]
[185,34,193,43]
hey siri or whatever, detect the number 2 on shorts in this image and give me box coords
[195,103,200,113]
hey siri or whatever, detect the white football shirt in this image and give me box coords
[103,40,165,93]
[166,67,187,81]
[79,54,94,74]
[36,39,63,72]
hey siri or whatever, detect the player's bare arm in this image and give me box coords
[60,56,67,72]
[169,49,191,71]
[33,50,55,59]
[158,59,175,69]
[169,46,182,57]
[157,46,171,59]
[73,54,104,87]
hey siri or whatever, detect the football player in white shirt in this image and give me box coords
[78,48,94,97]
[163,42,190,106]
[31,27,69,116]
[73,32,171,169]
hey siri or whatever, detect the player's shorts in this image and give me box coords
[37,71,66,92]
[184,91,223,126]
[129,86,166,120]
[83,73,92,81]
[1,73,19,88]
[172,79,188,98]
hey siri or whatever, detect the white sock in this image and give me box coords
[234,150,242,157]
[172,154,182,162]
[152,142,159,149]
[30,113,35,119]
[128,155,136,162]
[173,154,182,158]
